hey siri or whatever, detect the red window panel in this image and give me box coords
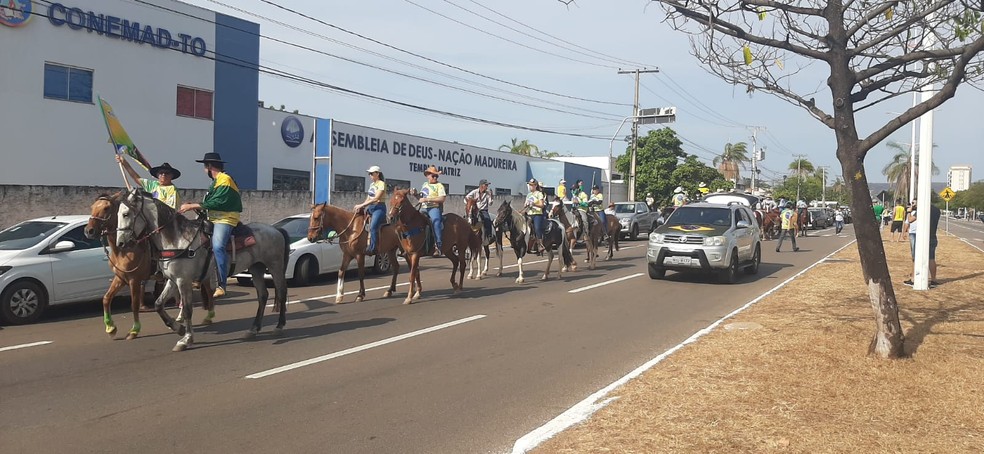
[195,89,213,120]
[176,86,195,117]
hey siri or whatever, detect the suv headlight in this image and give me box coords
[649,232,664,243]
[703,236,726,246]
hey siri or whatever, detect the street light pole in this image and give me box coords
[618,68,660,201]
[608,116,634,203]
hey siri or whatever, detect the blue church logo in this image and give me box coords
[1,0,33,27]
[281,116,304,148]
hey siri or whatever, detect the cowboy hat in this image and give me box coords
[366,165,382,173]
[559,178,566,184]
[195,152,226,164]
[527,178,538,185]
[479,178,490,186]
[674,186,684,193]
[424,165,442,176]
[149,162,181,180]
[698,182,707,188]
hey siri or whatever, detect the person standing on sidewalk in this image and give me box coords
[903,201,942,288]
[891,199,907,242]
[776,202,800,252]
[833,208,845,235]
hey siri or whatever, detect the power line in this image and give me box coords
[252,0,631,107]
[651,72,747,128]
[400,0,620,69]
[639,81,738,128]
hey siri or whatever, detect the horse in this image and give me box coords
[796,207,810,237]
[549,199,591,271]
[758,208,781,240]
[85,193,215,340]
[307,202,401,304]
[494,199,574,282]
[586,209,621,260]
[463,196,504,279]
[115,189,289,351]
[387,188,477,304]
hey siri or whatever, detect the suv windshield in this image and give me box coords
[666,207,732,227]
[0,221,66,250]
[614,204,637,214]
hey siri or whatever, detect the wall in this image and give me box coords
[255,109,317,190]
[0,185,527,230]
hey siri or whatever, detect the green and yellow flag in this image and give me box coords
[98,96,152,171]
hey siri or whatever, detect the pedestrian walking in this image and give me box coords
[834,208,845,234]
[775,202,800,252]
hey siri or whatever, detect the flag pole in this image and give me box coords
[98,96,132,191]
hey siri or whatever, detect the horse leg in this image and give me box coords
[542,247,553,281]
[384,250,399,298]
[273,265,289,336]
[515,250,525,284]
[244,264,269,340]
[172,282,195,352]
[413,256,423,300]
[200,280,216,325]
[467,245,477,280]
[154,279,180,332]
[404,255,418,305]
[101,276,124,338]
[125,278,145,340]
[496,238,504,277]
[355,254,367,303]
[335,253,351,304]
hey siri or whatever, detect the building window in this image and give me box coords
[388,179,411,192]
[464,185,478,194]
[334,174,366,192]
[43,63,93,103]
[495,188,512,196]
[272,168,309,191]
[176,86,213,120]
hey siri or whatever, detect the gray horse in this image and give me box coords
[115,189,289,351]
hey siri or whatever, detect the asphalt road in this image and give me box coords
[1,226,853,453]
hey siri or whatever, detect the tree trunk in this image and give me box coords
[839,148,906,359]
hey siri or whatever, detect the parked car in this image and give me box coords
[807,208,832,229]
[0,215,146,325]
[234,214,392,287]
[647,202,762,283]
[613,202,660,240]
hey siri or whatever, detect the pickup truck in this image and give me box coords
[613,202,660,240]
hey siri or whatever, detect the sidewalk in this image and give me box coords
[535,235,984,453]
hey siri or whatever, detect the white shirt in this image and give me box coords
[464,188,493,211]
[834,210,844,222]
[908,211,917,234]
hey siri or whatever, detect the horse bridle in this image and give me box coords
[119,190,206,260]
[308,203,359,244]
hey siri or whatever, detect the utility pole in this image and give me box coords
[748,126,765,193]
[819,166,829,204]
[793,154,807,202]
[618,68,660,201]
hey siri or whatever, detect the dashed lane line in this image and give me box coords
[568,273,644,294]
[244,315,486,379]
[0,341,53,353]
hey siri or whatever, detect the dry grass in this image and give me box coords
[536,235,984,453]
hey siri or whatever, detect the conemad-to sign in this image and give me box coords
[46,2,208,57]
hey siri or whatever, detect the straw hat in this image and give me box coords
[424,166,442,176]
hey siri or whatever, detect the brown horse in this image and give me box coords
[388,189,477,304]
[759,209,781,240]
[307,202,401,304]
[84,193,215,340]
[463,196,503,279]
[796,207,810,237]
[586,210,621,260]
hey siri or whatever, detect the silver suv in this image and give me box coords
[647,202,762,283]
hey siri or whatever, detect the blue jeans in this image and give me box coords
[480,210,493,239]
[597,211,607,230]
[366,203,386,252]
[212,222,233,289]
[426,207,443,248]
[530,213,544,239]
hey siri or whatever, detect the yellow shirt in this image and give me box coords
[420,182,446,209]
[893,205,906,222]
[139,179,180,209]
[589,193,603,211]
[556,184,567,200]
[526,190,545,215]
[367,180,386,203]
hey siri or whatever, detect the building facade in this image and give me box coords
[948,165,972,192]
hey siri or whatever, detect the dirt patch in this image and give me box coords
[536,235,984,453]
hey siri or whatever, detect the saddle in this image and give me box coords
[203,220,256,252]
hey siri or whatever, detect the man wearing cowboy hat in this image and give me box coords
[179,152,242,298]
[556,178,567,201]
[672,186,688,207]
[420,165,447,257]
[116,154,182,209]
[698,181,710,195]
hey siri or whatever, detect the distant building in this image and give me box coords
[948,165,972,191]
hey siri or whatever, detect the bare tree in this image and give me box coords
[623,1,984,359]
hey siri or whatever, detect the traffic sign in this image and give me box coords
[940,187,955,201]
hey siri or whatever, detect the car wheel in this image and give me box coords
[291,255,317,287]
[372,252,392,275]
[744,244,761,275]
[1,280,47,325]
[719,250,739,284]
[648,263,665,280]
[236,277,253,287]
[631,224,639,241]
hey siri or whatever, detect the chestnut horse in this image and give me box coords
[85,193,215,340]
[463,196,503,279]
[307,202,401,304]
[758,209,781,240]
[586,210,620,260]
[388,189,477,304]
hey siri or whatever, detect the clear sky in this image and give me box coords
[183,0,982,185]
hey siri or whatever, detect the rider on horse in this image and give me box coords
[525,179,547,254]
[354,165,387,256]
[556,178,567,201]
[588,185,608,241]
[464,178,495,243]
[179,152,242,298]
[420,166,447,257]
[672,186,688,207]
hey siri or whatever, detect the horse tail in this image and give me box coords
[276,227,290,270]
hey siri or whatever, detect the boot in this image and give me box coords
[536,239,545,256]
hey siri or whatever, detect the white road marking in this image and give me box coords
[0,341,52,353]
[960,238,984,254]
[568,273,644,294]
[244,314,487,379]
[512,240,858,454]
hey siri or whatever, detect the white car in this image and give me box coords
[0,215,135,325]
[234,214,393,287]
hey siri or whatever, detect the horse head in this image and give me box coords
[493,199,514,234]
[86,192,120,239]
[387,188,414,226]
[115,189,156,248]
[307,202,328,243]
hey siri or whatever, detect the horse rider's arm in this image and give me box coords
[115,154,143,185]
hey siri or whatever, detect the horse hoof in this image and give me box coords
[106,326,117,338]
[334,296,344,304]
[201,317,213,326]
[561,267,568,272]
[125,332,138,341]
[413,292,421,300]
[355,296,364,303]
[403,298,413,305]
[172,343,188,352]
[516,277,525,284]
[496,272,503,277]
[541,275,548,281]
[242,330,257,341]
[272,327,285,338]
[383,291,393,298]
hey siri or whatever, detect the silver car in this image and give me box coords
[647,203,762,283]
[0,216,127,324]
[613,202,659,240]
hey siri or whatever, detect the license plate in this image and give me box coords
[665,256,697,266]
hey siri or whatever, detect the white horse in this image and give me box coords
[116,189,290,351]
